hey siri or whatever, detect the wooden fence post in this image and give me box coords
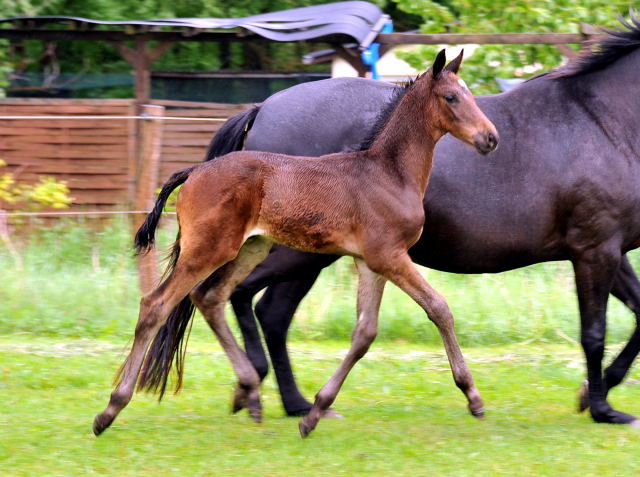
[134,104,165,293]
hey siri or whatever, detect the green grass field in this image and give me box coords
[1,336,639,476]
[1,220,639,476]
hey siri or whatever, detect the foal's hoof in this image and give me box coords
[232,386,262,422]
[578,379,590,413]
[470,407,485,419]
[299,418,315,438]
[232,388,247,414]
[247,399,263,423]
[92,413,113,436]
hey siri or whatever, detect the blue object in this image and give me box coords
[361,20,393,80]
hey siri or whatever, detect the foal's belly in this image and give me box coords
[255,205,361,256]
[261,224,360,256]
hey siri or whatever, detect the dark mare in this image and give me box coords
[93,51,498,437]
[205,15,640,426]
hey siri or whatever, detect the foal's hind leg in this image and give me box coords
[579,254,640,413]
[93,241,239,435]
[299,259,386,437]
[373,253,484,419]
[191,237,273,422]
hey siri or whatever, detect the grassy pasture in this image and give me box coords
[1,220,639,475]
[1,337,639,476]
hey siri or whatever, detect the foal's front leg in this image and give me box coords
[376,253,484,418]
[299,259,386,437]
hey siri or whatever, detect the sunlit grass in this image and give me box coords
[1,337,638,476]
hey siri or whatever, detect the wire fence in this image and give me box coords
[3,210,175,217]
[0,115,228,121]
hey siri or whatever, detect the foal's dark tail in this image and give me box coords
[134,165,197,255]
[131,105,260,399]
[204,104,260,161]
[129,165,198,398]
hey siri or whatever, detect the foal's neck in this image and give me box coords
[367,84,444,193]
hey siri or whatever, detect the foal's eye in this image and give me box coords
[444,94,458,104]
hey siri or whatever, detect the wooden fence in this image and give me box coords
[0,97,248,212]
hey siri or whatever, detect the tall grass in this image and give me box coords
[0,218,637,345]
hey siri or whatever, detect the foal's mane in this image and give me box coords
[543,12,640,80]
[358,78,415,151]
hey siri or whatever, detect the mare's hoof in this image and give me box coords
[93,413,113,436]
[322,408,344,419]
[299,418,314,438]
[578,379,589,413]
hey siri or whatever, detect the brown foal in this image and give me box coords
[93,50,499,437]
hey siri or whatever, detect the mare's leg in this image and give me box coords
[299,258,385,437]
[578,254,640,415]
[572,245,640,425]
[253,254,340,415]
[229,245,339,406]
[373,253,484,418]
[255,278,323,415]
[190,237,273,422]
[93,237,239,436]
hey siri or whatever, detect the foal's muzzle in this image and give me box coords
[473,130,499,155]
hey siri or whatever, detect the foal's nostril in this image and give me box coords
[472,130,498,154]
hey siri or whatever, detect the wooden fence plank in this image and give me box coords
[2,135,132,145]
[0,127,130,136]
[0,119,129,129]
[0,98,246,213]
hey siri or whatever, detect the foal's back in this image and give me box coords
[183,149,420,256]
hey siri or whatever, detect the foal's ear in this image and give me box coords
[444,49,464,75]
[432,49,447,79]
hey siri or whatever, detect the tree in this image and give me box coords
[393,0,634,93]
[1,0,396,93]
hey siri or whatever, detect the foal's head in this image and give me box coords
[419,49,499,155]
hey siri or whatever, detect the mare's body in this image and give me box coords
[212,19,640,425]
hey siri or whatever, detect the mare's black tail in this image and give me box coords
[204,104,260,161]
[134,165,197,255]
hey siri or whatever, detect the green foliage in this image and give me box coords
[393,0,634,93]
[1,0,377,86]
[0,0,415,97]
[0,159,73,210]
